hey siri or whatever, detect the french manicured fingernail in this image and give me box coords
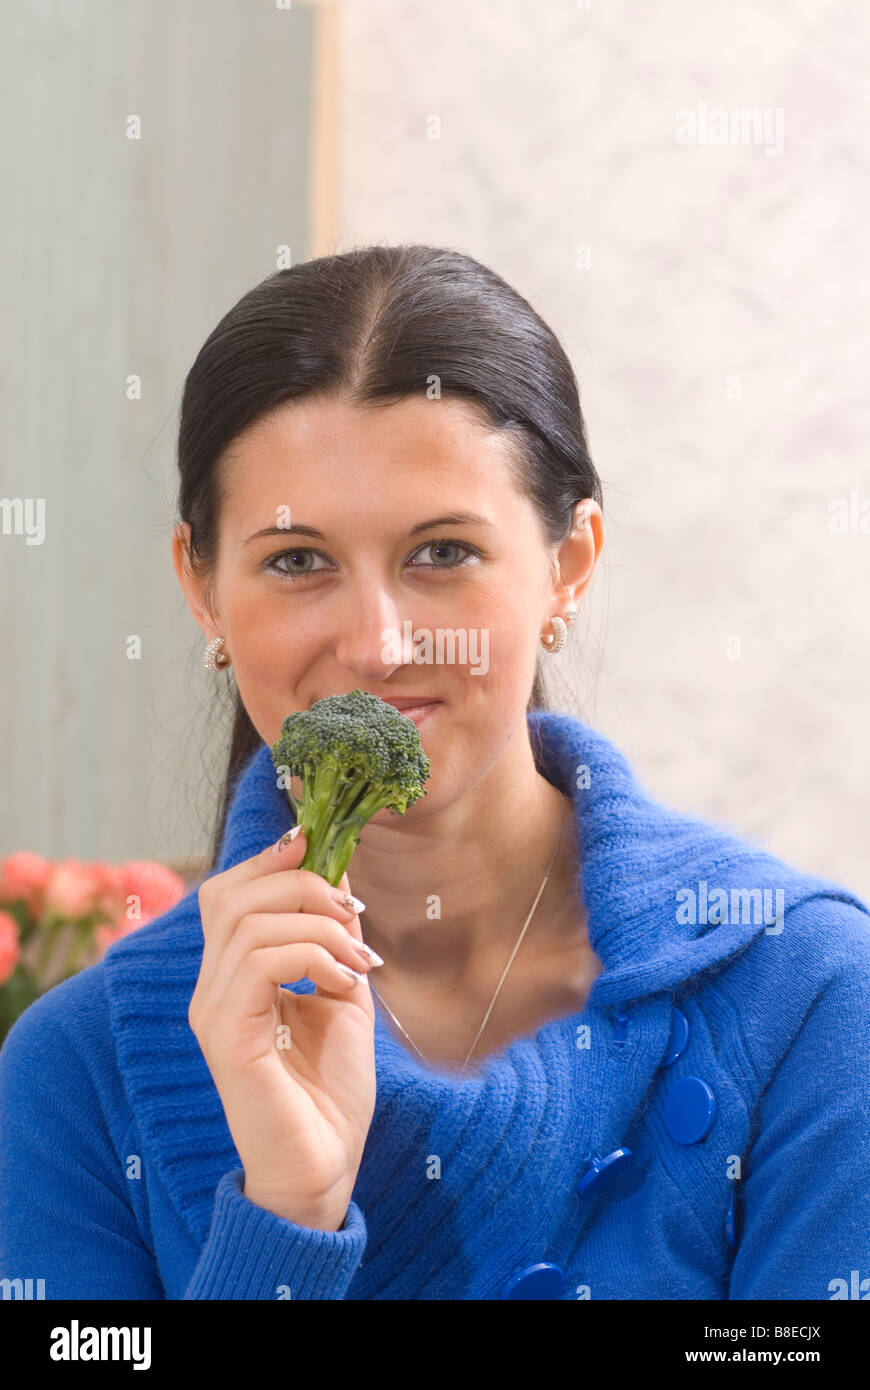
[336,962,367,986]
[273,825,304,853]
[352,941,384,968]
[333,890,367,915]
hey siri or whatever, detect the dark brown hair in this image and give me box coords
[176,243,603,870]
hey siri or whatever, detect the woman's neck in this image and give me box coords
[347,746,580,988]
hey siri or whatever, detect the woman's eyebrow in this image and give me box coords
[243,512,494,545]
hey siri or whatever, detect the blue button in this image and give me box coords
[663,1076,717,1143]
[662,1005,690,1066]
[576,1148,634,1197]
[612,1012,630,1045]
[725,1186,742,1249]
[500,1262,566,1300]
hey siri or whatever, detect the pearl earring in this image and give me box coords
[541,616,568,654]
[204,636,230,670]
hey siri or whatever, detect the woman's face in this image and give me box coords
[173,393,600,818]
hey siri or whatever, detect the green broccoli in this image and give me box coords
[270,688,431,887]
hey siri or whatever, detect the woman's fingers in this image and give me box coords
[204,940,370,1046]
[202,863,355,951]
[192,823,370,1014]
[197,850,363,992]
[206,911,374,1004]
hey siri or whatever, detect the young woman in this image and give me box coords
[2,244,868,1301]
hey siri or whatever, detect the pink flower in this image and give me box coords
[91,862,127,920]
[93,861,184,958]
[44,858,101,921]
[94,922,130,958]
[0,911,20,984]
[118,861,185,926]
[0,851,53,918]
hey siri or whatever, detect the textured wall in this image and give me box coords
[334,0,869,897]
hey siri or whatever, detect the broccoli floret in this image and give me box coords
[270,688,431,886]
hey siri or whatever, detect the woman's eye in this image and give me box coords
[265,548,330,580]
[263,539,479,582]
[408,540,479,570]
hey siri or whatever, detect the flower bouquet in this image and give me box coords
[0,851,186,1045]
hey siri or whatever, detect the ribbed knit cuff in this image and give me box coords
[184,1169,367,1300]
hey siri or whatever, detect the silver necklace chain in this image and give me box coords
[367,797,567,1076]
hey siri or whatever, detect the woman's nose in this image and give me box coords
[333,588,415,671]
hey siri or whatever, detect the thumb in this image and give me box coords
[212,820,308,890]
[265,826,359,912]
[264,822,308,870]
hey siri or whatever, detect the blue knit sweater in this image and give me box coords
[2,711,869,1301]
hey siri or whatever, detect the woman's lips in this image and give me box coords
[396,701,442,727]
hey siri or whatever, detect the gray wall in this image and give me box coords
[1,0,317,872]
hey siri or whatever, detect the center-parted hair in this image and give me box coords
[175,243,602,869]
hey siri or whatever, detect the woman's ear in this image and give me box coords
[171,522,220,636]
[550,499,604,610]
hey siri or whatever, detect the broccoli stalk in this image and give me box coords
[271,689,431,887]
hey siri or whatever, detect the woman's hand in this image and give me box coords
[188,827,378,1231]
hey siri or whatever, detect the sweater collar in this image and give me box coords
[212,709,857,996]
[102,710,863,1249]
